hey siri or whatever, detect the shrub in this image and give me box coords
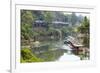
[21,48,44,63]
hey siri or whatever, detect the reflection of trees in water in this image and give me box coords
[34,49,66,61]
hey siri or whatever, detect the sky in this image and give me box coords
[63,12,90,18]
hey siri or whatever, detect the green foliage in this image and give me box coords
[21,10,36,45]
[83,35,89,48]
[61,27,75,38]
[21,47,63,62]
[77,16,90,48]
[21,23,33,40]
[43,11,53,23]
[77,16,89,34]
[43,11,53,30]
[21,48,44,63]
[21,10,34,24]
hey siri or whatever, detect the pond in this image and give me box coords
[57,44,80,61]
[58,53,80,61]
[31,42,81,62]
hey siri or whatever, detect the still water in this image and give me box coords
[57,44,80,61]
[58,53,80,61]
[32,43,81,62]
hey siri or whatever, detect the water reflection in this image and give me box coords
[31,42,81,62]
[58,53,80,61]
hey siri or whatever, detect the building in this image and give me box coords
[33,20,70,28]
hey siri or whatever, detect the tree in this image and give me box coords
[78,16,89,34]
[43,11,53,30]
[21,10,36,44]
[77,16,90,48]
[21,10,34,24]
